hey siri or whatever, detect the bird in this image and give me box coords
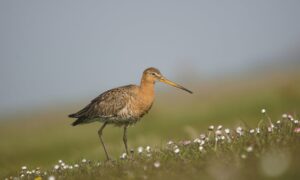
[68,67,192,160]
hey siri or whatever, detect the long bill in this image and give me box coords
[159,77,193,94]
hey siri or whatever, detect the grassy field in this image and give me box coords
[1,69,300,179]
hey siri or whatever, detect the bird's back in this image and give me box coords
[69,84,153,126]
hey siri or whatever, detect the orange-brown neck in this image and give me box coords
[139,75,155,98]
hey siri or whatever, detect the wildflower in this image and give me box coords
[21,166,27,171]
[246,146,253,152]
[224,128,230,134]
[241,154,247,159]
[58,160,63,164]
[249,129,255,134]
[173,145,178,149]
[69,165,73,170]
[282,114,288,118]
[200,140,205,146]
[236,127,243,136]
[81,158,87,163]
[74,164,79,168]
[261,109,266,114]
[153,161,160,168]
[54,165,59,170]
[61,162,65,167]
[288,114,294,121]
[146,146,151,152]
[199,146,204,152]
[208,125,214,131]
[120,153,127,159]
[215,130,222,136]
[294,128,300,133]
[167,141,174,145]
[48,175,56,180]
[20,174,25,178]
[256,128,260,134]
[221,135,225,140]
[193,138,201,143]
[137,146,143,154]
[294,120,299,124]
[217,125,223,130]
[276,120,281,124]
[26,171,32,175]
[174,148,180,154]
[199,134,206,140]
[63,165,69,169]
[267,127,272,132]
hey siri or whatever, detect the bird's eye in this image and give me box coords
[151,73,156,76]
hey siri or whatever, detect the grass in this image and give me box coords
[1,69,300,179]
[6,111,300,180]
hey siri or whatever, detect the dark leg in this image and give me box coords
[123,125,129,155]
[98,122,110,160]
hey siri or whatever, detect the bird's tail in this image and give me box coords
[71,118,84,126]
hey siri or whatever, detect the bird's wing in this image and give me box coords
[69,85,137,120]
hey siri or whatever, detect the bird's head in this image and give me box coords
[142,67,193,94]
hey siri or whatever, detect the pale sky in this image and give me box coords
[1,0,300,115]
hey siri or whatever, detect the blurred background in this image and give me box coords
[1,0,300,178]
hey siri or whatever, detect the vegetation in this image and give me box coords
[1,70,300,179]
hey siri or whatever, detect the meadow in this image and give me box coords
[1,68,300,179]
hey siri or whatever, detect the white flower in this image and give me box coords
[256,128,260,134]
[54,165,59,170]
[199,146,204,151]
[174,148,180,154]
[74,164,79,168]
[288,115,294,120]
[26,171,32,175]
[21,166,27,170]
[69,165,73,170]
[261,109,266,114]
[267,127,272,132]
[199,134,206,140]
[167,141,174,145]
[276,120,281,124]
[217,125,223,130]
[249,129,255,134]
[154,161,160,168]
[282,114,288,118]
[236,127,243,135]
[215,130,222,136]
[82,158,87,163]
[120,153,127,159]
[137,146,143,154]
[294,120,299,124]
[20,174,25,178]
[48,175,56,180]
[221,136,225,140]
[146,146,151,152]
[58,160,63,164]
[208,125,214,131]
[246,146,253,152]
[200,140,205,146]
[224,128,230,134]
[193,138,201,143]
[241,154,247,159]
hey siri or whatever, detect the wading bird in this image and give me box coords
[69,67,192,160]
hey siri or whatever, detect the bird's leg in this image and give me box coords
[123,125,129,155]
[98,122,110,161]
